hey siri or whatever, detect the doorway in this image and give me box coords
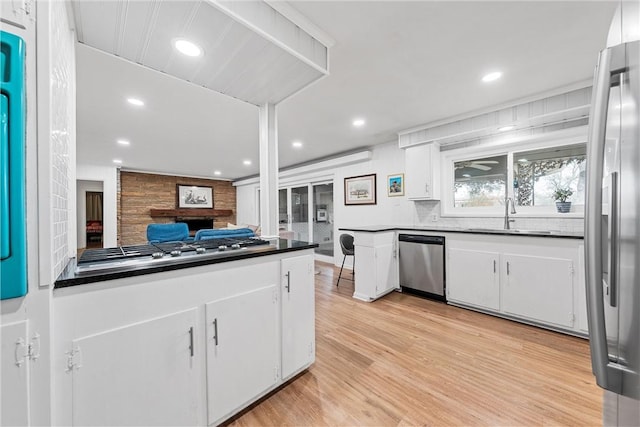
[279,181,334,261]
[85,191,104,248]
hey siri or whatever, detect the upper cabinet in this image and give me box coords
[404,143,441,200]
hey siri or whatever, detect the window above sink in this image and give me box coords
[442,128,587,218]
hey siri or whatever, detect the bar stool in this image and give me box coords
[336,234,355,286]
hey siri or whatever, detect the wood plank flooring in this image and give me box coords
[229,261,602,426]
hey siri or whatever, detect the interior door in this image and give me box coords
[312,183,333,259]
[290,186,309,241]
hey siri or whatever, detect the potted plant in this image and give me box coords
[552,187,573,213]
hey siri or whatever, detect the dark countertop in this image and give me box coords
[55,239,318,289]
[338,225,583,239]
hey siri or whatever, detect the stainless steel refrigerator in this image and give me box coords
[585,2,640,425]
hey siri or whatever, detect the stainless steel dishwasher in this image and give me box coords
[398,234,446,301]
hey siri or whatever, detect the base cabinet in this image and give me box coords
[206,285,279,425]
[353,232,398,301]
[281,255,315,380]
[445,235,582,334]
[70,309,200,426]
[1,320,30,427]
[448,248,500,310]
[54,249,317,426]
[502,254,574,328]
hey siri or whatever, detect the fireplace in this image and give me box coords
[179,218,214,236]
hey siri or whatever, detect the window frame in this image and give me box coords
[441,131,587,218]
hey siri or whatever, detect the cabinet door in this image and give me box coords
[448,248,500,310]
[375,243,398,297]
[502,254,574,327]
[281,255,315,379]
[71,308,199,426]
[1,320,29,427]
[405,144,440,200]
[206,285,279,425]
[406,145,431,199]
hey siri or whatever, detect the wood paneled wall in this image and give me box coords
[118,171,236,245]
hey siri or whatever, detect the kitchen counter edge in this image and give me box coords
[338,225,583,239]
[55,239,319,289]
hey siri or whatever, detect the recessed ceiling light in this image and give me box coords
[127,98,144,107]
[352,118,365,127]
[482,71,503,82]
[518,158,528,163]
[292,141,303,148]
[113,159,123,164]
[213,170,222,176]
[117,139,130,146]
[174,39,203,57]
[498,125,515,132]
[243,160,252,166]
[462,174,471,178]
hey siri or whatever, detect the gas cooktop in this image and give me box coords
[76,237,271,275]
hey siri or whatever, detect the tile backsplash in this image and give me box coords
[413,200,584,233]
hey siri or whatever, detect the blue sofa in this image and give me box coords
[194,228,255,241]
[147,222,193,243]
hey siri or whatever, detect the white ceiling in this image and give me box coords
[76,1,618,181]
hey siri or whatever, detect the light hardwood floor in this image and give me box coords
[229,261,602,426]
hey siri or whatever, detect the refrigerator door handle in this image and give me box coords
[607,171,619,308]
[585,44,626,394]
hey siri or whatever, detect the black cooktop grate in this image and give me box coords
[78,244,160,264]
[78,238,270,264]
[152,238,269,253]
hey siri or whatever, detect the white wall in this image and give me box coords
[235,134,585,267]
[76,180,104,249]
[76,165,119,248]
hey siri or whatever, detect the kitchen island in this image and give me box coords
[339,225,586,337]
[52,239,317,426]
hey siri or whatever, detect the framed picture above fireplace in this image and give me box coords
[177,185,213,209]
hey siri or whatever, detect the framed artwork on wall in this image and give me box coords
[344,174,377,205]
[177,185,213,208]
[387,173,404,196]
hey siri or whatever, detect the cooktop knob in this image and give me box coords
[231,244,241,250]
[218,245,227,251]
[152,252,164,259]
[170,250,182,257]
[196,247,206,254]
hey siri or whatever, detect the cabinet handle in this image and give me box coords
[285,271,291,293]
[506,261,510,275]
[493,260,496,273]
[188,327,194,357]
[212,319,218,346]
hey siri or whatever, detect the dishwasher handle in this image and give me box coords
[398,234,444,245]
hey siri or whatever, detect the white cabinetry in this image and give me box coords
[448,249,500,310]
[281,255,315,379]
[444,234,584,335]
[502,254,574,328]
[206,286,279,425]
[353,231,398,301]
[405,143,441,200]
[70,309,200,426]
[1,320,30,427]
[53,249,317,426]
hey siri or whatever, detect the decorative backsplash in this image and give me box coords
[413,200,584,233]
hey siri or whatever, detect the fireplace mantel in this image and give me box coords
[149,208,233,218]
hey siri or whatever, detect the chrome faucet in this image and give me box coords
[504,197,517,230]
